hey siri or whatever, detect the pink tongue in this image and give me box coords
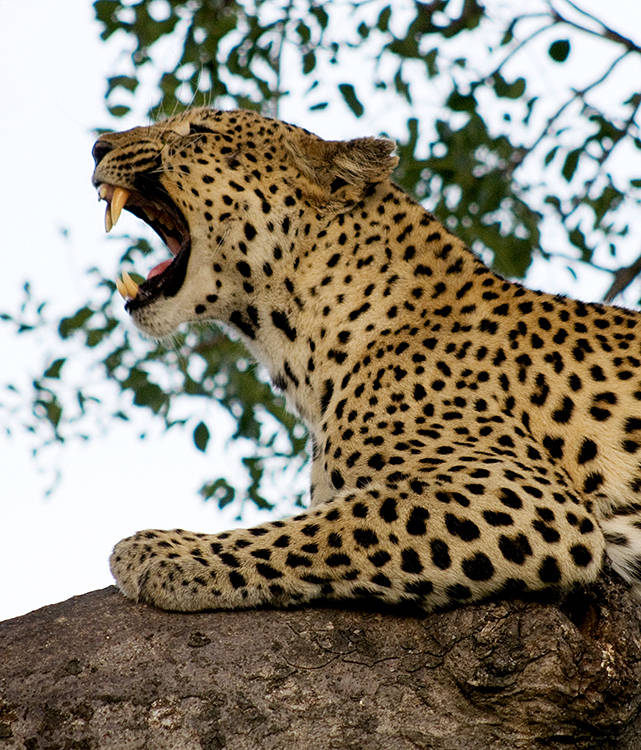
[147,259,172,280]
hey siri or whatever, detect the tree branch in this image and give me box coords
[604,252,641,302]
[2,576,641,748]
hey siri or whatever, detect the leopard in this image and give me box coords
[91,106,641,613]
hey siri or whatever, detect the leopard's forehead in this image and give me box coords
[156,106,303,140]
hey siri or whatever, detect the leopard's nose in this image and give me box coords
[92,139,113,166]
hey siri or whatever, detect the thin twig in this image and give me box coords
[526,49,630,156]
[563,95,641,223]
[557,0,641,54]
[489,19,552,79]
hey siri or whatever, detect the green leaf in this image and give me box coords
[296,21,311,44]
[310,6,328,30]
[424,48,438,77]
[58,307,93,339]
[86,328,108,348]
[393,68,411,103]
[561,147,581,182]
[106,75,138,97]
[108,104,131,118]
[543,145,559,166]
[193,421,210,452]
[302,50,316,75]
[387,37,419,59]
[36,395,63,431]
[549,39,570,63]
[47,400,63,430]
[357,21,369,39]
[133,383,166,412]
[200,477,236,509]
[493,74,526,99]
[43,358,66,379]
[588,183,623,226]
[122,368,167,414]
[94,0,120,39]
[544,195,562,211]
[501,19,516,46]
[487,230,533,278]
[446,89,476,113]
[569,226,591,261]
[338,83,364,117]
[377,6,391,32]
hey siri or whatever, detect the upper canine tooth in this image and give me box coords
[110,187,130,227]
[105,203,113,233]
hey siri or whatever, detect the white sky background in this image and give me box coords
[0,0,640,621]
[0,0,258,621]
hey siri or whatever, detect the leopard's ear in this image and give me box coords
[286,132,398,200]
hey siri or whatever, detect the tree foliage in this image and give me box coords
[3,0,641,511]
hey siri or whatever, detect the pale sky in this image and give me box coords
[0,1,262,620]
[0,0,639,621]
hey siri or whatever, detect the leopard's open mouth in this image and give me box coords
[97,178,191,311]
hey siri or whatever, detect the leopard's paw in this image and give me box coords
[109,532,155,602]
[109,530,218,611]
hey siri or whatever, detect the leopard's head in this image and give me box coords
[92,108,397,338]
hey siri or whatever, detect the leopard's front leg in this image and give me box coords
[110,488,443,612]
[110,477,604,612]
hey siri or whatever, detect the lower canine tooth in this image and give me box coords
[121,270,139,298]
[115,277,128,299]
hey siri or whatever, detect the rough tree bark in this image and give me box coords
[1,570,641,750]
